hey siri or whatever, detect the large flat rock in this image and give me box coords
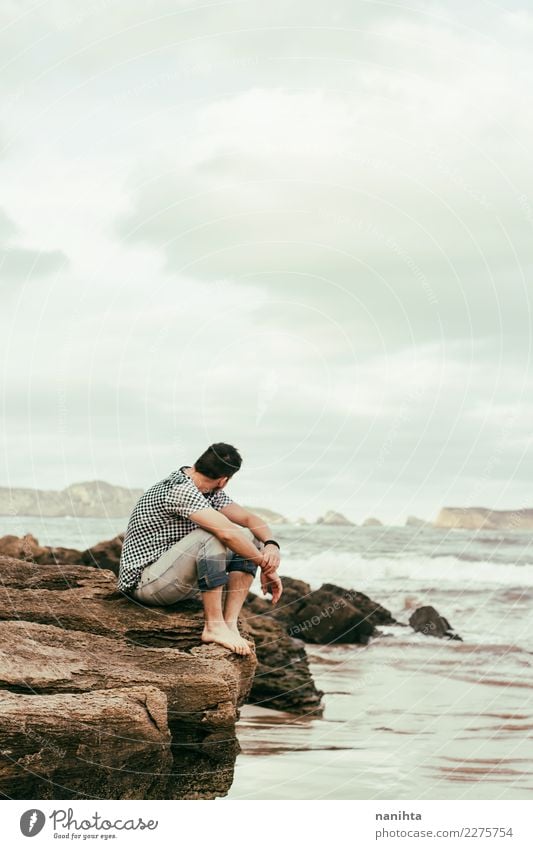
[0,686,172,799]
[0,556,206,650]
[0,555,323,715]
[0,556,256,800]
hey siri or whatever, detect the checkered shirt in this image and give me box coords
[117,465,233,592]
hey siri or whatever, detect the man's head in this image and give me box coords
[192,442,242,492]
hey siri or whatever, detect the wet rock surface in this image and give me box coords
[409,605,463,640]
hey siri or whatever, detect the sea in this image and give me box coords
[3,516,533,800]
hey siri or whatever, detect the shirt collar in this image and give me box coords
[179,465,216,496]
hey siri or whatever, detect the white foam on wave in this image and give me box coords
[281,551,533,591]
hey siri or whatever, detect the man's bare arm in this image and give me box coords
[220,502,281,571]
[219,502,271,541]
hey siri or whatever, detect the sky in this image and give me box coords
[0,0,532,524]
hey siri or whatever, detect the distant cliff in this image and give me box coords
[434,506,533,531]
[0,482,292,521]
[0,481,143,518]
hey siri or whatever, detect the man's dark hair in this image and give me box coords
[194,442,242,479]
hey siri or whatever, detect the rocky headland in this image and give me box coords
[434,506,533,531]
[0,481,144,519]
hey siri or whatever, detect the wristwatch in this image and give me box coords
[263,539,280,549]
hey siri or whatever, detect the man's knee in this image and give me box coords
[200,530,228,555]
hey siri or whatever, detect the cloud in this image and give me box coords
[0,0,532,521]
[115,18,533,349]
[0,208,67,286]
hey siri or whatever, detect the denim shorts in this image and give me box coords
[130,527,262,606]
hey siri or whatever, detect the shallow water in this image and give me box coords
[227,524,533,799]
[229,632,533,799]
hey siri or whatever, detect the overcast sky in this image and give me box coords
[0,0,532,523]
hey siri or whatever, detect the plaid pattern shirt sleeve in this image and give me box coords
[164,480,211,517]
[164,480,233,516]
[209,489,233,510]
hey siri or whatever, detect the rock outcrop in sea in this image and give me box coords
[409,605,462,640]
[0,532,124,574]
[253,577,397,645]
[315,510,354,526]
[405,515,431,527]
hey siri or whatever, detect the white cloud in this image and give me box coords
[0,0,532,520]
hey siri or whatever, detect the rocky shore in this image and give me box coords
[0,532,459,800]
[0,554,256,800]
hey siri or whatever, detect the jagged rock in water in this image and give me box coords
[254,579,396,645]
[315,511,354,526]
[283,585,391,644]
[409,605,462,640]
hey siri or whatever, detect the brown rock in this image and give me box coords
[80,533,125,574]
[0,556,324,718]
[0,556,256,799]
[0,533,82,566]
[0,686,172,799]
[241,602,323,715]
[0,533,47,561]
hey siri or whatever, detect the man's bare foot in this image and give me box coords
[201,623,251,656]
[225,620,254,649]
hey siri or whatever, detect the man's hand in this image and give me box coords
[261,570,283,605]
[261,542,281,573]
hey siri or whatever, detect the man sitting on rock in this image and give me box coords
[117,442,283,656]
